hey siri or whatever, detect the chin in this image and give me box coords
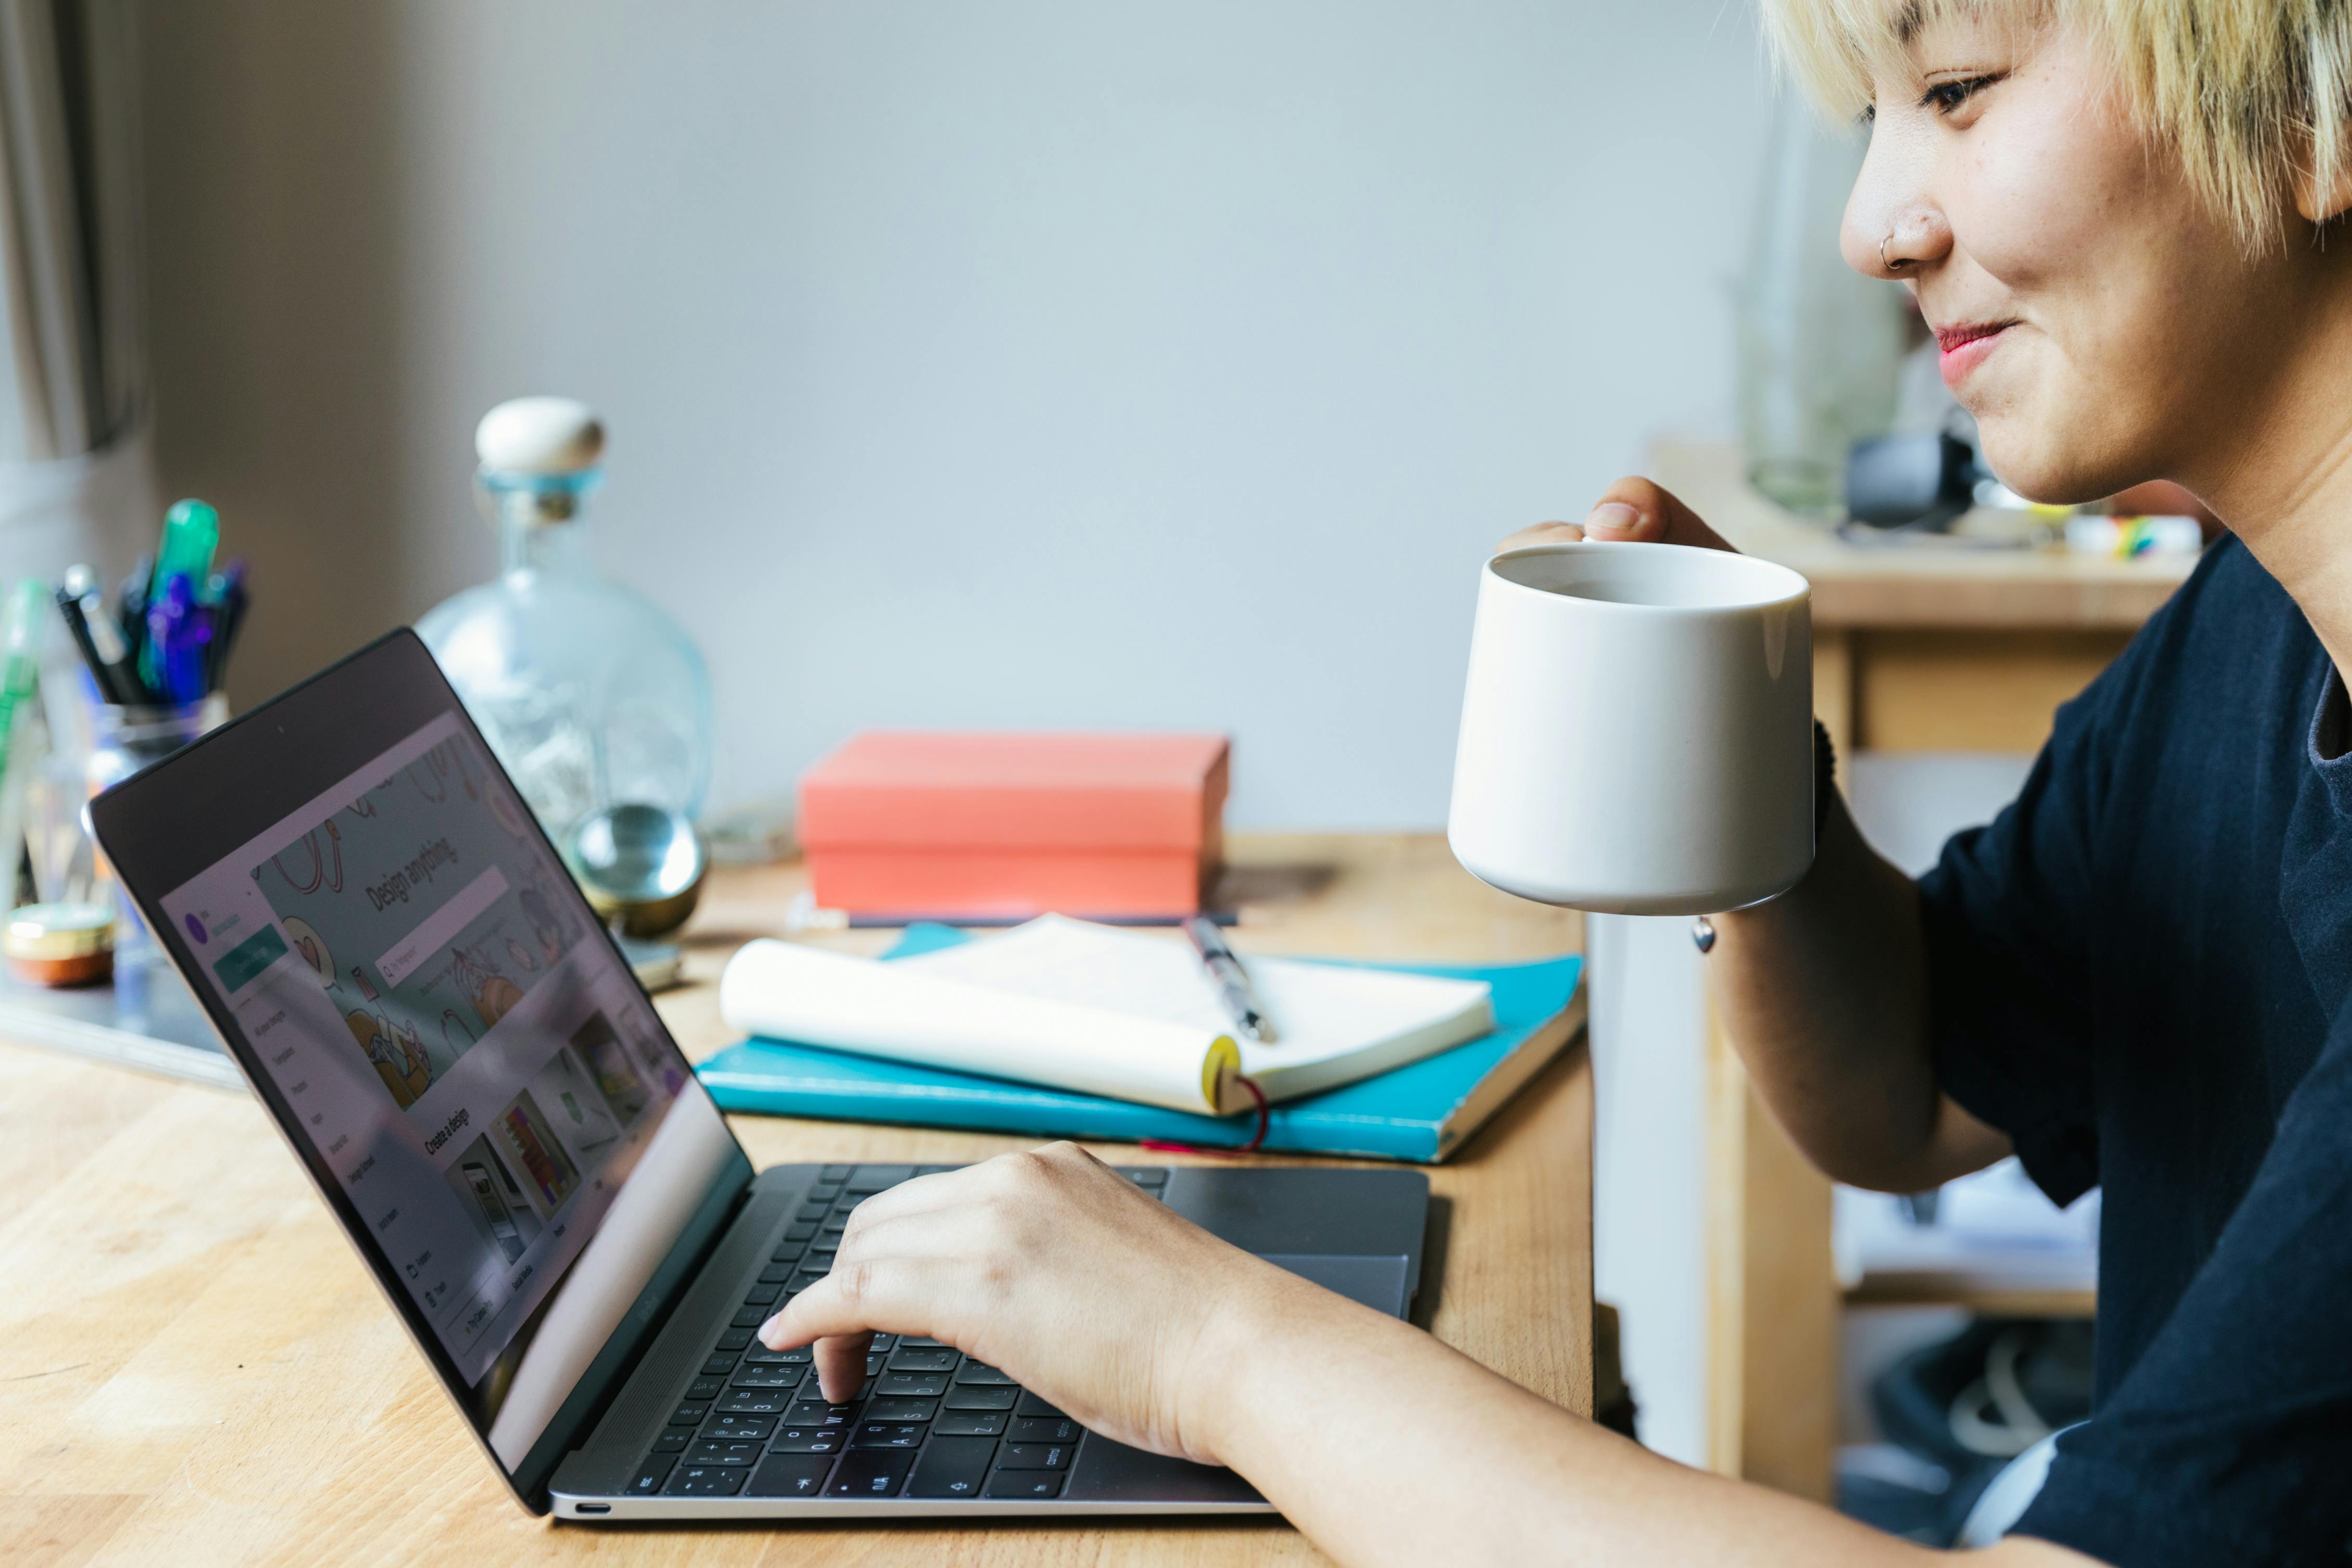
[1972,416,2151,508]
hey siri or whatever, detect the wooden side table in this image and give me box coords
[1650,439,2187,1500]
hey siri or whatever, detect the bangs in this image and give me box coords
[1757,0,2352,250]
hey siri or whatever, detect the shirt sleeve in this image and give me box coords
[2010,996,2352,1565]
[1915,663,2125,1208]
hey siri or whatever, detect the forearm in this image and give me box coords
[1196,1274,2058,1567]
[1709,794,2005,1190]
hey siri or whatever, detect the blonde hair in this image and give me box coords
[1760,0,2352,247]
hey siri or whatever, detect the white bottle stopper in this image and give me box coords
[476,396,605,475]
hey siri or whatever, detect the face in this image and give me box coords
[1841,14,2309,506]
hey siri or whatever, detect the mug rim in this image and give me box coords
[1484,540,1809,615]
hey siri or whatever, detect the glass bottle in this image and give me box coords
[1735,92,1911,517]
[416,399,714,838]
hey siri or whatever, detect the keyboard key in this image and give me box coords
[843,1165,912,1194]
[806,1239,839,1258]
[888,1346,958,1373]
[1123,1167,1168,1187]
[626,1457,674,1495]
[1010,1416,1080,1444]
[703,1413,776,1442]
[700,1353,739,1377]
[783,1221,819,1243]
[1015,1391,1067,1419]
[784,1400,855,1426]
[934,1410,1008,1437]
[747,1452,834,1497]
[902,1335,950,1348]
[793,1271,830,1291]
[742,1344,812,1366]
[910,1435,998,1499]
[985,1470,1065,1499]
[821,1163,855,1182]
[826,1448,915,1497]
[808,1184,843,1205]
[757,1262,797,1285]
[686,1377,727,1401]
[686,1439,764,1466]
[852,1422,928,1448]
[729,1370,803,1389]
[768,1425,846,1453]
[871,1334,899,1350]
[863,1397,937,1423]
[943,1386,1018,1412]
[650,1431,690,1453]
[716,1327,755,1351]
[996,1442,1074,1471]
[796,1201,832,1223]
[666,1464,747,1496]
[877,1373,947,1398]
[731,1304,772,1329]
[955,1361,1016,1385]
[716,1393,794,1415]
[742,1282,783,1307]
[668,1402,708,1426]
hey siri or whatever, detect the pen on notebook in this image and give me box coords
[1182,915,1277,1044]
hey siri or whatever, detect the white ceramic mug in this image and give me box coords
[1447,541,1814,914]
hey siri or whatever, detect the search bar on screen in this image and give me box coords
[375,865,510,989]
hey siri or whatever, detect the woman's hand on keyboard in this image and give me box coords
[754,1141,1359,1465]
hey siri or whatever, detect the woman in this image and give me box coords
[763,2,2352,1561]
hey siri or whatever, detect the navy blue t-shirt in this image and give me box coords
[1918,536,2352,1564]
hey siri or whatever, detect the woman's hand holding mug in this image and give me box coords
[1496,476,1738,554]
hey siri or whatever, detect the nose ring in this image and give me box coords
[1880,234,1912,270]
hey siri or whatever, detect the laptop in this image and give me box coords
[89,629,1431,1519]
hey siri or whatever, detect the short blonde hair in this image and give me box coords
[1760,0,2352,247]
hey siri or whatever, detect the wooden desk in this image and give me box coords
[0,833,1590,1568]
[1650,440,2181,1500]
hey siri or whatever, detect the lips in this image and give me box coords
[1933,320,2015,387]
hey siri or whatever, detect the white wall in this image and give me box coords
[136,0,1772,828]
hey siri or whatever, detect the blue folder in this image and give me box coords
[696,925,1584,1163]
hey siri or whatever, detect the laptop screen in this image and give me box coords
[154,708,740,1470]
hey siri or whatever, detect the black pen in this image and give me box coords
[1182,915,1277,1044]
[54,585,124,704]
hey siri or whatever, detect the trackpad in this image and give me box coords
[1063,1253,1407,1506]
[1257,1252,1412,1318]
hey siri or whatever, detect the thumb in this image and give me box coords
[1577,476,1736,552]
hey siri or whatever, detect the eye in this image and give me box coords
[1920,72,2005,116]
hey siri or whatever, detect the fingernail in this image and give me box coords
[758,1315,783,1348]
[1584,501,1640,536]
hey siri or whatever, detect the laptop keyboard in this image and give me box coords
[623,1162,1169,1501]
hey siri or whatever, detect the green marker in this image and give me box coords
[0,576,47,781]
[142,498,220,694]
[150,498,220,605]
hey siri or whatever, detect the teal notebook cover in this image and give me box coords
[696,925,1584,1163]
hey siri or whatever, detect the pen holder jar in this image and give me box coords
[84,694,228,961]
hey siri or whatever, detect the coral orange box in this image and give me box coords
[798,731,1230,921]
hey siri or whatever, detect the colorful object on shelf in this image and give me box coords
[55,497,249,710]
[798,731,1231,922]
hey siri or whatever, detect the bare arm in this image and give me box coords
[767,1146,2093,1567]
[1510,481,2009,1191]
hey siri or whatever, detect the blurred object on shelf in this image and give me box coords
[1843,432,1980,531]
[1737,91,1910,516]
[1836,1158,2098,1300]
[417,398,715,841]
[2063,512,2204,560]
[4,899,112,987]
[701,795,796,866]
